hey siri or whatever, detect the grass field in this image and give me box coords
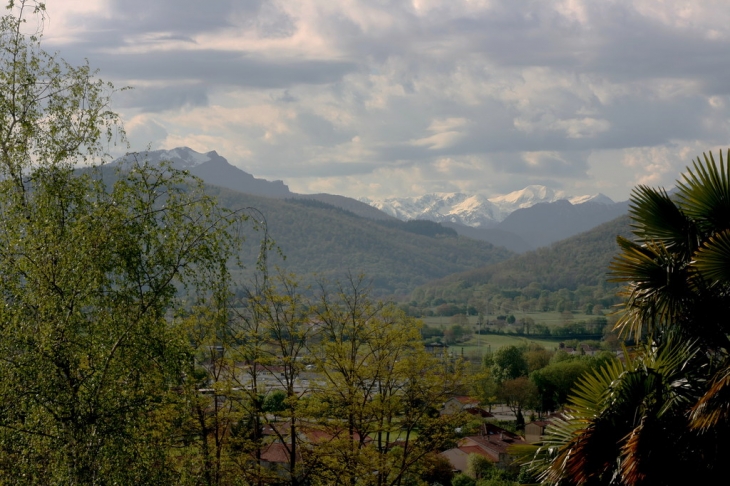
[421,310,605,329]
[419,311,606,358]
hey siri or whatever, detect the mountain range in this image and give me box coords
[362,187,616,227]
[113,147,629,254]
[107,148,512,295]
[115,147,292,197]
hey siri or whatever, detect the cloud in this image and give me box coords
[116,84,209,112]
[40,0,730,201]
[125,116,169,148]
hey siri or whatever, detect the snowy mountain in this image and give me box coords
[364,185,615,228]
[364,193,504,228]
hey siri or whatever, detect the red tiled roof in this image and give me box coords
[453,396,479,405]
[459,445,494,460]
[466,407,494,418]
[260,443,291,464]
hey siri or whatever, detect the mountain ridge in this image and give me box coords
[112,147,628,253]
[363,185,618,228]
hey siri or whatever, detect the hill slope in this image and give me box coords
[411,214,633,305]
[206,186,514,296]
[493,200,629,250]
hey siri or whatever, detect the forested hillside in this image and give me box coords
[206,186,514,296]
[409,214,633,312]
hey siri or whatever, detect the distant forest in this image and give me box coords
[406,215,633,316]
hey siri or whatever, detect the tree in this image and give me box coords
[524,345,552,373]
[530,358,594,413]
[531,150,730,484]
[471,370,499,412]
[490,345,528,383]
[0,143,241,484]
[467,452,495,480]
[532,338,705,485]
[230,269,316,486]
[497,377,538,429]
[452,473,476,486]
[309,276,464,486]
[0,3,244,483]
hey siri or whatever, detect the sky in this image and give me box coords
[37,0,730,201]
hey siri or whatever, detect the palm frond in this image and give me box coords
[691,364,730,430]
[628,185,697,256]
[676,149,730,234]
[533,339,701,485]
[693,229,730,284]
[609,236,695,339]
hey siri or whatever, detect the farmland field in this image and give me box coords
[445,335,566,356]
[420,310,605,328]
[419,311,609,357]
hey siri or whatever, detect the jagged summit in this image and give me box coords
[113,147,291,197]
[365,185,615,228]
[364,193,503,228]
[156,147,215,168]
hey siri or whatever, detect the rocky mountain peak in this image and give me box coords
[365,185,616,228]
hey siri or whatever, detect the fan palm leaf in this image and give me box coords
[536,149,730,485]
[533,339,700,485]
[675,150,730,234]
[692,362,730,430]
[609,237,694,339]
[627,185,697,258]
[693,229,730,283]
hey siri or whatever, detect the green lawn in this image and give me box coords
[419,311,608,359]
[421,310,603,329]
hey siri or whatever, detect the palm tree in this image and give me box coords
[610,150,730,348]
[532,337,709,485]
[530,150,730,484]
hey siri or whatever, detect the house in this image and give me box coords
[426,342,449,354]
[441,396,480,415]
[525,413,566,443]
[260,442,297,471]
[525,420,551,444]
[442,396,493,417]
[440,423,526,473]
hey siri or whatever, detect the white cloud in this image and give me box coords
[37,0,730,202]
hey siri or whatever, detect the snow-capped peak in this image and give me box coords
[365,185,615,227]
[366,192,503,227]
[568,193,614,205]
[155,147,212,168]
[489,185,567,213]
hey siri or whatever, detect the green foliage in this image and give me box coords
[491,345,528,383]
[465,457,519,486]
[0,162,240,483]
[533,338,705,485]
[307,278,466,485]
[411,215,632,310]
[531,358,596,413]
[0,5,243,482]
[452,473,476,486]
[377,218,459,238]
